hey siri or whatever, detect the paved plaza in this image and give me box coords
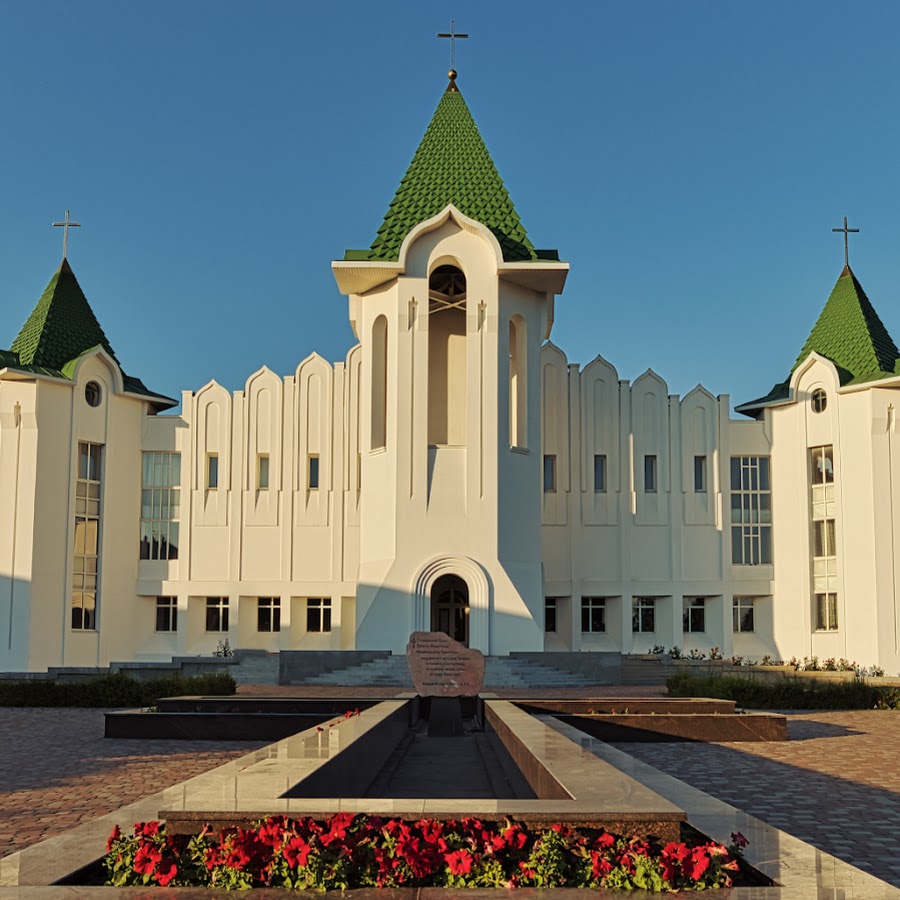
[1,694,899,890]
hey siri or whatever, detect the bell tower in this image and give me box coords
[333,73,568,654]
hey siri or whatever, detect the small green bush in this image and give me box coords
[0,671,236,708]
[666,671,900,710]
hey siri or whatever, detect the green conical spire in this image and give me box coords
[11,259,118,371]
[737,265,900,415]
[792,264,899,383]
[346,79,539,262]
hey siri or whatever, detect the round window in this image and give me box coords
[811,388,827,413]
[85,381,102,408]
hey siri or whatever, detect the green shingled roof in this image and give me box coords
[345,81,543,263]
[10,259,118,370]
[737,265,900,415]
[4,259,176,408]
[792,264,899,383]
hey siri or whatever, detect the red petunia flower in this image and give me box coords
[106,825,121,853]
[445,849,474,876]
[689,847,711,880]
[283,835,311,869]
[731,831,749,849]
[591,850,613,879]
[595,831,616,850]
[155,857,178,886]
[133,843,162,876]
[134,821,161,838]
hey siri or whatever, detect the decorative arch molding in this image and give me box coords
[790,351,840,397]
[194,380,232,491]
[65,347,125,396]
[411,555,492,653]
[244,366,283,492]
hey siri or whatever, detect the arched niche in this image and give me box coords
[427,263,467,446]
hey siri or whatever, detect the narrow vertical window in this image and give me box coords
[258,454,270,490]
[371,315,388,450]
[593,454,607,492]
[632,597,656,633]
[543,454,557,492]
[509,317,527,447]
[694,455,707,492]
[544,598,558,633]
[644,455,657,492]
[815,592,839,631]
[207,453,219,490]
[308,454,320,490]
[810,446,835,485]
[73,443,102,630]
[140,452,181,561]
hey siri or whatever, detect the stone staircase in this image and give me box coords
[231,651,281,685]
[297,654,604,689]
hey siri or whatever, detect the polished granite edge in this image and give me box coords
[545,717,900,899]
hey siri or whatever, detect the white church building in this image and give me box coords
[3,73,900,675]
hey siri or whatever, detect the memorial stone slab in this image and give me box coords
[406,631,485,697]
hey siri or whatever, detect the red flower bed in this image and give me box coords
[104,814,747,892]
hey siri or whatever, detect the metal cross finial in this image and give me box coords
[53,210,81,259]
[832,216,859,267]
[437,20,469,70]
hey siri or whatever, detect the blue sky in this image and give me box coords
[2,2,900,411]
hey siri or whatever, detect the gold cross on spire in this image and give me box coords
[53,210,81,259]
[437,20,469,70]
[832,215,859,267]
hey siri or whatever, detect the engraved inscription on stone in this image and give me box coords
[406,631,485,697]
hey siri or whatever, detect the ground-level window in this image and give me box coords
[683,597,706,633]
[730,456,772,565]
[307,597,332,633]
[815,592,838,631]
[632,597,656,633]
[733,597,755,633]
[581,597,607,633]
[206,597,229,632]
[257,597,281,632]
[544,598,558,633]
[156,597,177,632]
[73,442,102,631]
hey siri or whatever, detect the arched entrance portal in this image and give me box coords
[430,574,469,646]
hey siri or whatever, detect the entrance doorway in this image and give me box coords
[430,574,469,646]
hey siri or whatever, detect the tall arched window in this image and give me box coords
[371,315,388,450]
[428,265,467,445]
[509,316,527,447]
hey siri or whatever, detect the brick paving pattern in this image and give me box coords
[611,710,900,888]
[0,708,264,859]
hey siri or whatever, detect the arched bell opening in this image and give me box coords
[427,265,467,446]
[430,573,469,646]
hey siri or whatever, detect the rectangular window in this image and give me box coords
[732,597,755,633]
[593,454,607,492]
[72,442,102,630]
[543,454,557,492]
[308,455,320,490]
[683,597,706,633]
[730,456,772,565]
[140,452,181,561]
[581,597,607,633]
[205,596,229,632]
[155,596,177,633]
[544,598,558,633]
[815,592,839,631]
[632,597,656,633]
[306,597,332,633]
[207,453,219,490]
[644,455,657,492]
[694,455,707,492]
[813,519,837,558]
[258,454,270,490]
[810,446,835,485]
[257,597,281,633]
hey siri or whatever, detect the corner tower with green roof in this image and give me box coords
[737,264,900,416]
[333,72,568,655]
[2,258,174,408]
